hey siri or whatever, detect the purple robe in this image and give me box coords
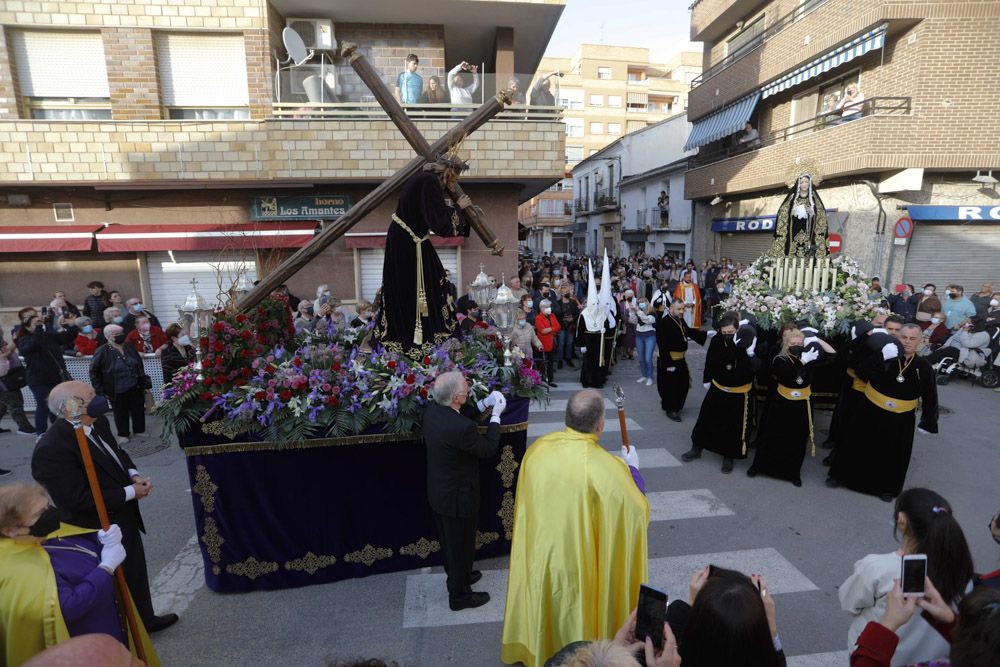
[43,533,125,644]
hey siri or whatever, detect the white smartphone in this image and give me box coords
[901,554,927,597]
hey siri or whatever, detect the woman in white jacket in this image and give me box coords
[839,488,974,666]
[629,297,657,386]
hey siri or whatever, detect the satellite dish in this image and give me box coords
[282,27,310,66]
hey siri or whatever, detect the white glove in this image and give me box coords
[703,382,711,390]
[706,330,717,338]
[746,338,757,358]
[881,343,899,361]
[803,336,819,347]
[620,445,639,469]
[801,348,820,364]
[872,327,889,336]
[739,318,749,326]
[97,524,122,547]
[492,395,507,417]
[99,543,127,572]
[666,366,676,373]
[482,393,497,408]
[580,347,587,354]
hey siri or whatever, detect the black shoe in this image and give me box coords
[0,427,10,434]
[825,477,839,488]
[878,493,895,503]
[721,458,734,474]
[822,453,833,467]
[449,591,490,611]
[146,613,179,632]
[558,360,564,370]
[566,360,575,368]
[548,381,558,388]
[792,479,803,487]
[469,570,482,585]
[681,447,702,462]
[0,468,11,477]
[821,439,835,450]
[746,468,757,478]
[666,411,681,423]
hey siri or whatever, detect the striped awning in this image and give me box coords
[627,92,648,105]
[683,92,760,151]
[761,24,887,99]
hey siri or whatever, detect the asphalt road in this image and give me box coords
[1,346,997,667]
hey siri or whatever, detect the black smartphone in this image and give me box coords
[635,584,668,651]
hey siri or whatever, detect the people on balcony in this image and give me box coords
[418,75,448,104]
[394,53,423,105]
[529,70,562,106]
[835,84,865,123]
[448,62,480,104]
[657,191,670,227]
[738,122,761,149]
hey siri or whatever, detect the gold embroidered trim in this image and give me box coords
[399,538,440,559]
[475,531,500,550]
[192,465,218,514]
[200,517,224,566]
[201,419,255,438]
[284,552,337,575]
[496,444,518,489]
[498,490,515,540]
[343,544,394,567]
[225,556,279,580]
[184,422,527,456]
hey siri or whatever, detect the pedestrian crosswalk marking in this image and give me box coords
[528,417,642,439]
[603,447,681,468]
[402,569,509,628]
[542,398,616,412]
[786,651,850,666]
[647,489,734,521]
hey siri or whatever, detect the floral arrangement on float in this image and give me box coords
[158,294,546,443]
[722,254,883,333]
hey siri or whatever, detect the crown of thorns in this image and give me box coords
[434,152,470,172]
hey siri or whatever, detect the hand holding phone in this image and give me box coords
[901,554,927,597]
[635,584,668,651]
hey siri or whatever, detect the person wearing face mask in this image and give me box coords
[684,315,758,474]
[969,281,994,318]
[629,297,657,386]
[618,290,638,361]
[88,324,147,444]
[459,300,482,335]
[556,286,580,369]
[31,381,177,634]
[748,328,835,487]
[123,316,168,357]
[72,317,100,356]
[294,299,319,334]
[510,310,543,359]
[0,481,162,665]
[942,285,976,331]
[120,298,160,335]
[655,299,709,421]
[0,330,35,441]
[534,299,561,387]
[985,293,1000,327]
[922,311,950,351]
[160,323,194,382]
[351,300,374,328]
[15,314,77,439]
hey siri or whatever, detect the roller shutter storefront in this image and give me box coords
[358,248,457,302]
[147,251,257,317]
[902,224,1000,290]
[719,233,774,265]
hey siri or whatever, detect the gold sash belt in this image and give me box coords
[846,367,867,392]
[711,380,752,394]
[392,214,429,345]
[669,351,686,361]
[777,383,816,456]
[864,384,918,414]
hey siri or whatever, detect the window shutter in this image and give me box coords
[156,33,249,107]
[11,30,109,98]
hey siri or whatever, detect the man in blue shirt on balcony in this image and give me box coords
[394,53,423,105]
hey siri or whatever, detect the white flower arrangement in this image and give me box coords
[723,255,884,333]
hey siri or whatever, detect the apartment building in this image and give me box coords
[684,0,1000,288]
[0,0,566,323]
[518,44,700,256]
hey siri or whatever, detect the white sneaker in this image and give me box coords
[115,435,129,445]
[636,377,646,383]
[645,378,654,386]
[17,429,36,436]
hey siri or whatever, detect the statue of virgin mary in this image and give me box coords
[766,173,829,258]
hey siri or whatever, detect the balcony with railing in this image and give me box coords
[592,187,618,211]
[632,208,693,233]
[690,0,760,42]
[685,96,914,199]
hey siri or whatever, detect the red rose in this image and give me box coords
[236,313,248,323]
[405,374,416,384]
[325,395,338,407]
[241,368,252,378]
[254,391,267,401]
[280,390,292,401]
[212,322,225,332]
[241,330,252,339]
[214,358,224,368]
[265,364,277,374]
[387,361,397,370]
[241,349,251,357]
[199,392,213,401]
[418,388,428,399]
[254,346,263,354]
[213,341,224,352]
[257,335,268,345]
[199,337,209,349]
[215,375,227,385]
[292,357,303,368]
[524,358,533,369]
[494,341,502,350]
[422,356,431,365]
[202,377,213,386]
[332,362,341,372]
[476,320,489,329]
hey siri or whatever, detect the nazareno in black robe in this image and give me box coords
[575,312,610,388]
[655,314,707,413]
[374,171,469,359]
[691,335,756,459]
[828,352,938,498]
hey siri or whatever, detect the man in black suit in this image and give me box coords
[423,370,505,610]
[31,381,179,632]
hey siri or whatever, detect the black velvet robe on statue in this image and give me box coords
[828,353,938,498]
[374,171,469,358]
[655,314,707,413]
[691,335,756,459]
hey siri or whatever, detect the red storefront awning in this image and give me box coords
[0,225,101,252]
[96,222,318,253]
[344,233,465,249]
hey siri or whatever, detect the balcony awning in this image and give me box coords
[684,93,760,151]
[627,92,648,105]
[95,222,317,252]
[761,24,887,99]
[344,233,464,249]
[0,225,101,252]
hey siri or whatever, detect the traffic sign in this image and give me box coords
[828,232,842,253]
[893,216,913,239]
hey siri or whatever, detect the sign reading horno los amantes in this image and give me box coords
[250,195,352,221]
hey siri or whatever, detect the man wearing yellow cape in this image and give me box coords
[501,390,649,667]
[0,482,160,667]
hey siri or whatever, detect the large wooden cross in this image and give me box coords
[239,45,511,311]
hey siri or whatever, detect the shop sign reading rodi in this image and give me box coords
[250,195,352,221]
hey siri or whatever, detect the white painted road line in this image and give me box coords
[787,651,851,667]
[603,447,682,468]
[402,569,509,628]
[150,533,205,617]
[528,417,642,439]
[647,547,818,603]
[647,489,734,522]
[542,398,616,412]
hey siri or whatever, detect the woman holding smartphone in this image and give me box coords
[839,488,974,666]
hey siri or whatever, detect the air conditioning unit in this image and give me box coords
[285,18,336,51]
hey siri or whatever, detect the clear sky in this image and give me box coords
[544,0,701,63]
